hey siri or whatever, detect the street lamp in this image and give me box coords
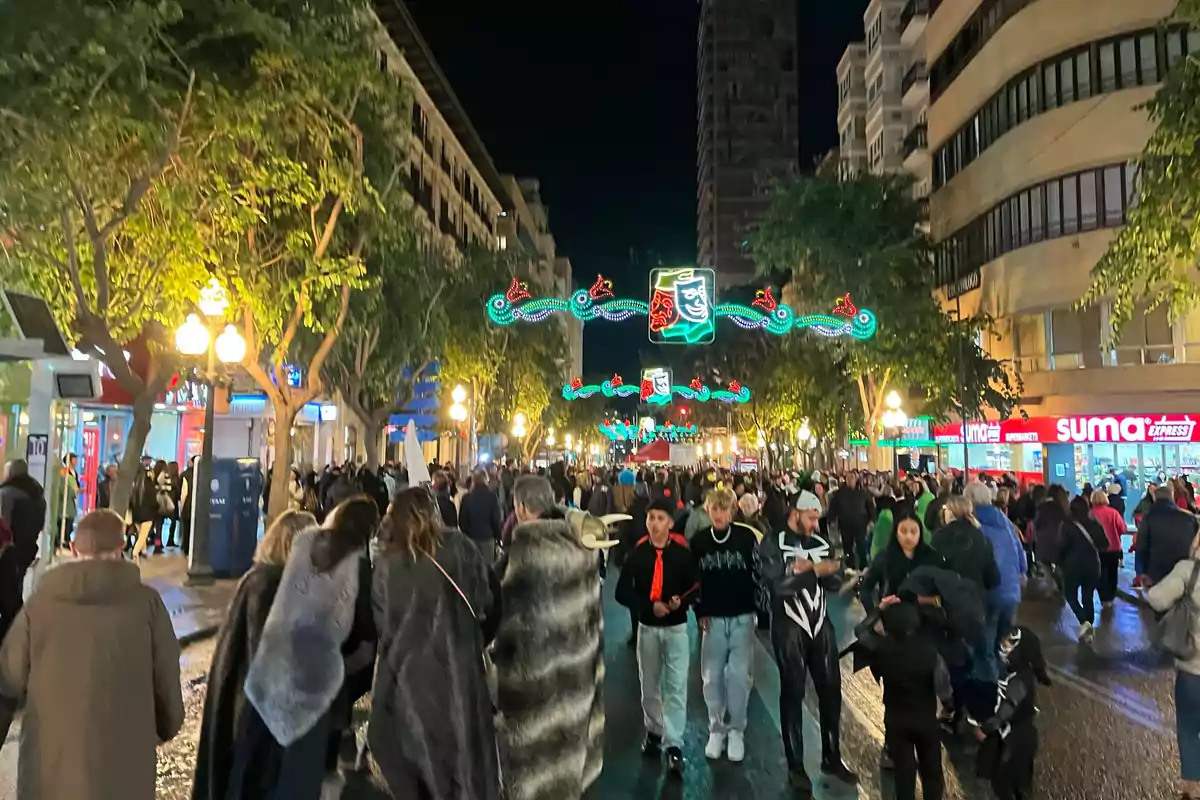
[174,280,243,587]
[448,385,469,475]
[881,391,908,473]
[512,412,527,465]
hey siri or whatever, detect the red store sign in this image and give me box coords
[935,415,1200,445]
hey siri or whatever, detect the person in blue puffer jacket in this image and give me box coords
[963,481,1028,719]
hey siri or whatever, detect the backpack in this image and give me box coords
[1158,560,1200,661]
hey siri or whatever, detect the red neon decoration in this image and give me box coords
[569,376,583,391]
[611,374,624,387]
[728,380,742,393]
[689,376,703,391]
[649,289,675,332]
[640,379,654,401]
[752,287,778,312]
[589,274,614,300]
[833,293,857,318]
[505,277,531,303]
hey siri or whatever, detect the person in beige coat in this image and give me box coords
[0,508,185,800]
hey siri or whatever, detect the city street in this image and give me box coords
[8,564,1170,800]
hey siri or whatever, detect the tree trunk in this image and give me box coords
[266,398,300,522]
[109,390,157,516]
[364,417,384,472]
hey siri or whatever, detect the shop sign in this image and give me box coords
[936,414,1200,445]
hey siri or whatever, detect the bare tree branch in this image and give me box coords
[59,207,88,314]
[301,282,353,404]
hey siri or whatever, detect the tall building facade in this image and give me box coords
[925,0,1200,496]
[697,0,801,288]
[836,0,930,205]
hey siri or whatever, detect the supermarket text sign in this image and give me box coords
[935,415,1200,445]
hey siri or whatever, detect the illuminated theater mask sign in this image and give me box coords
[648,267,715,345]
[935,415,1200,445]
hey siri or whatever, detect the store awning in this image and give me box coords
[630,439,670,463]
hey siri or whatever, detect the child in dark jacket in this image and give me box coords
[969,625,1051,800]
[872,600,951,800]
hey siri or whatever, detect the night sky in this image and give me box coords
[406,0,869,377]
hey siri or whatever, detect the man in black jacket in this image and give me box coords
[459,470,502,565]
[0,460,47,639]
[827,471,874,570]
[1137,485,1200,587]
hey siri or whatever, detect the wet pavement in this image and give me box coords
[0,564,1181,799]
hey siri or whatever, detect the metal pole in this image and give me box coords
[186,347,216,586]
[957,294,970,480]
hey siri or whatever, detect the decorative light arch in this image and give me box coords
[487,275,877,341]
[562,374,751,405]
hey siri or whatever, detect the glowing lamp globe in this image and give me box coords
[198,278,230,317]
[175,315,210,356]
[214,325,246,364]
[449,403,468,422]
[451,385,468,404]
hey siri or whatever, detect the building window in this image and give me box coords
[1050,306,1102,369]
[1115,303,1174,365]
[1183,309,1200,363]
[1014,313,1047,374]
[933,26,1184,189]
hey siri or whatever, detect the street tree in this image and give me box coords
[194,0,414,518]
[326,234,451,471]
[0,0,214,513]
[1084,0,1200,332]
[752,170,1020,465]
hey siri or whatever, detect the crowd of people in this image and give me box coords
[2,454,1200,799]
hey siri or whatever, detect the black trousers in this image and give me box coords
[886,719,943,800]
[773,622,843,779]
[1098,552,1121,604]
[1063,570,1097,626]
[841,525,868,570]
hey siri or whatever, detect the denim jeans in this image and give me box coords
[637,623,690,748]
[1177,671,1200,781]
[701,613,755,735]
[971,603,1017,685]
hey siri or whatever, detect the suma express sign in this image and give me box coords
[934,415,1200,445]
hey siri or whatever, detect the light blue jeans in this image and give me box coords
[637,623,690,748]
[701,613,755,735]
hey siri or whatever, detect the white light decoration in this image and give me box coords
[798,418,812,442]
[214,325,246,364]
[882,407,908,429]
[451,384,468,404]
[512,412,527,438]
[546,432,556,446]
[175,314,210,356]
[716,440,724,455]
[640,416,656,431]
[449,403,468,422]
[885,390,903,411]
[198,278,230,317]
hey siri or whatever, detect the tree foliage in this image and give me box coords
[1084,0,1200,332]
[751,171,1020,451]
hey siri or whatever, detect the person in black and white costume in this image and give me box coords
[760,490,858,797]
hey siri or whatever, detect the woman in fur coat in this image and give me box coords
[191,510,315,800]
[369,486,501,800]
[493,475,619,800]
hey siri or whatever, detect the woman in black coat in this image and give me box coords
[191,510,315,800]
[1063,496,1105,643]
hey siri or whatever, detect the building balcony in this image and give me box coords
[901,62,929,108]
[900,0,930,47]
[903,123,928,170]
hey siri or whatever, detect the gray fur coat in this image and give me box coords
[244,527,362,746]
[493,516,605,800]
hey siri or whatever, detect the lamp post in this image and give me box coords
[512,413,528,466]
[174,279,245,586]
[449,384,468,477]
[881,390,908,475]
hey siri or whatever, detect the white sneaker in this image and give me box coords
[726,730,745,763]
[704,732,725,760]
[1078,621,1094,643]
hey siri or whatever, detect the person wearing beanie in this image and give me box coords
[615,495,699,776]
[759,490,858,796]
[690,486,768,763]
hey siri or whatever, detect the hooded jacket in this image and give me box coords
[930,517,1001,592]
[0,559,183,800]
[972,504,1027,607]
[0,475,46,569]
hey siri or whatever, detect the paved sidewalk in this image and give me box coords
[137,554,237,645]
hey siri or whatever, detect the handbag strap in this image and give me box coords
[426,554,477,620]
[1186,560,1200,597]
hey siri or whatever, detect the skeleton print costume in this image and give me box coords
[759,491,856,794]
[967,626,1050,800]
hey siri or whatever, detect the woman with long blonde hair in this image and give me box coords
[369,487,500,800]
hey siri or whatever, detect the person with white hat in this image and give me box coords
[759,490,858,797]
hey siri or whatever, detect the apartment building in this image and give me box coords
[925,0,1200,495]
[836,0,930,205]
[498,176,584,377]
[697,0,801,288]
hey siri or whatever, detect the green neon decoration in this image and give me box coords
[600,422,699,444]
[562,375,751,404]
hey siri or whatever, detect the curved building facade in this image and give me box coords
[926,0,1200,496]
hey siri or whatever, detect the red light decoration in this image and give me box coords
[679,407,689,416]
[610,373,624,387]
[588,274,614,300]
[570,376,583,391]
[505,276,531,303]
[752,287,778,312]
[639,379,654,401]
[728,379,742,393]
[833,293,857,318]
